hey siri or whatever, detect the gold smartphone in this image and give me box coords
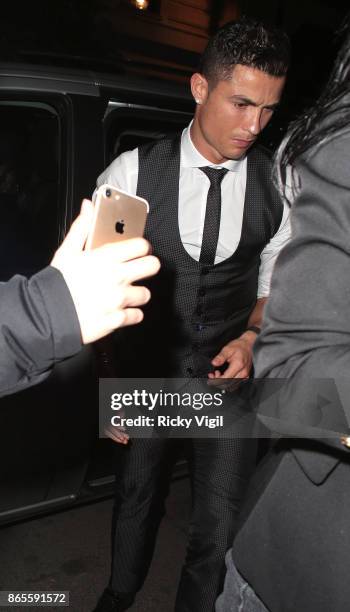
[85,184,149,250]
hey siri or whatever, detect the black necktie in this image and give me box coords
[199,167,228,265]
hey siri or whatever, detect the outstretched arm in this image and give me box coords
[0,200,160,397]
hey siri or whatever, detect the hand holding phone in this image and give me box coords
[51,199,160,344]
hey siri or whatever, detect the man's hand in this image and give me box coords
[104,422,130,446]
[208,330,258,379]
[51,199,160,344]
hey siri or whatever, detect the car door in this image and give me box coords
[0,66,193,525]
[0,68,107,525]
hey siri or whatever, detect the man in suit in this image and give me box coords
[94,18,291,612]
[216,15,350,612]
[0,199,160,397]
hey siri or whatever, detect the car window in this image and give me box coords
[0,102,61,281]
[104,104,191,164]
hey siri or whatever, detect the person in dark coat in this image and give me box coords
[216,13,350,612]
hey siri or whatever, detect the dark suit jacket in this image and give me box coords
[0,266,81,397]
[232,124,350,611]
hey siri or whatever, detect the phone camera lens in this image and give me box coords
[105,188,111,198]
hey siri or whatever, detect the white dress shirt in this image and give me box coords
[97,123,291,297]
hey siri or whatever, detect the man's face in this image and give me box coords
[190,64,286,164]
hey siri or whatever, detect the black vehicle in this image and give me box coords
[0,62,193,526]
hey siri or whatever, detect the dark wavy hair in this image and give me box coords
[199,17,290,87]
[275,13,350,203]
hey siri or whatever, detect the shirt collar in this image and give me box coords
[181,121,245,172]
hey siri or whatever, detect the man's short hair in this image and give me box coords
[199,17,290,86]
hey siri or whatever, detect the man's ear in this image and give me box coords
[190,73,209,105]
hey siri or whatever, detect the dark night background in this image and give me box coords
[0,2,349,610]
[0,0,349,145]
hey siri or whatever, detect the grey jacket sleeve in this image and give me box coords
[0,266,82,398]
[254,128,350,432]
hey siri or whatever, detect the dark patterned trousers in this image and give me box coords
[109,437,257,612]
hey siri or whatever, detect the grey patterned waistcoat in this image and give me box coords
[114,135,283,377]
